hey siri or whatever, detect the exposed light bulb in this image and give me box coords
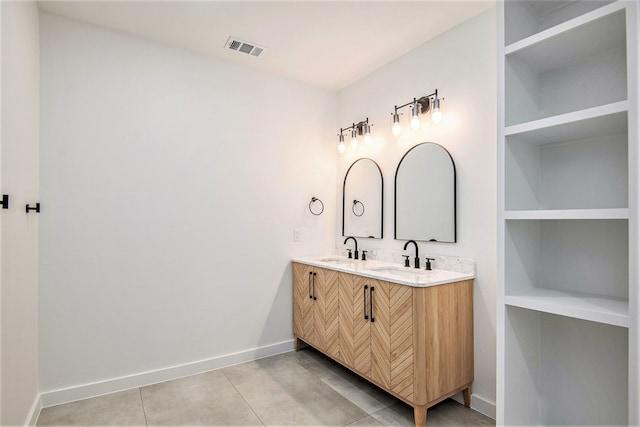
[410,100,421,130]
[350,128,358,148]
[432,109,442,124]
[338,134,345,153]
[410,116,420,130]
[363,123,372,143]
[391,112,401,136]
[432,96,442,124]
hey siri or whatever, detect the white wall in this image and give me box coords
[336,9,497,415]
[1,1,40,424]
[38,13,336,398]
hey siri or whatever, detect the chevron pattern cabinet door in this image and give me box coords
[292,263,313,340]
[337,273,353,366]
[323,268,340,360]
[389,283,414,402]
[310,269,325,351]
[351,274,371,377]
[371,279,391,390]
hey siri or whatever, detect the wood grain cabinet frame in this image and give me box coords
[292,262,474,426]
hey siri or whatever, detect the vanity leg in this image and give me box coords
[413,405,427,427]
[294,337,309,351]
[463,386,472,407]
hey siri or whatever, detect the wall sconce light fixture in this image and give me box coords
[338,118,372,153]
[391,89,443,136]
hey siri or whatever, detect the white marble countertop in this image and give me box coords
[292,255,474,288]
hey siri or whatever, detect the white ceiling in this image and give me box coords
[37,1,495,91]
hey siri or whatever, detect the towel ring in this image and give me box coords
[309,197,324,216]
[352,200,365,217]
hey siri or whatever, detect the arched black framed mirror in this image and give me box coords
[343,158,383,238]
[395,142,456,242]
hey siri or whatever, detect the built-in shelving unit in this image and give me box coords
[498,1,638,425]
[504,306,628,426]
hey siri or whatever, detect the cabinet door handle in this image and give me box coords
[363,285,369,320]
[308,272,313,299]
[370,286,375,323]
[312,272,317,300]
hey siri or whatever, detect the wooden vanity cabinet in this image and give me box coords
[337,274,415,400]
[293,263,317,348]
[292,263,340,356]
[292,262,473,426]
[412,278,474,422]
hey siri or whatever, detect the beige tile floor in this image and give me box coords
[37,348,495,426]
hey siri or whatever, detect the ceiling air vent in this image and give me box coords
[225,37,267,58]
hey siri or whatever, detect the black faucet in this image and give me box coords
[403,240,420,268]
[344,236,359,260]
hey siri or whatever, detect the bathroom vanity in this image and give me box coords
[292,256,474,427]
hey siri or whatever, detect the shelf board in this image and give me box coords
[505,2,626,74]
[505,288,629,327]
[504,208,629,220]
[504,101,628,139]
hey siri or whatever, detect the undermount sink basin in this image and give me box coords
[368,266,428,278]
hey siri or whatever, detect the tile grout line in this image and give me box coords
[138,387,149,426]
[220,368,266,426]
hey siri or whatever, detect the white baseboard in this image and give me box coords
[40,339,295,408]
[471,393,496,420]
[26,394,42,426]
[450,392,496,420]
